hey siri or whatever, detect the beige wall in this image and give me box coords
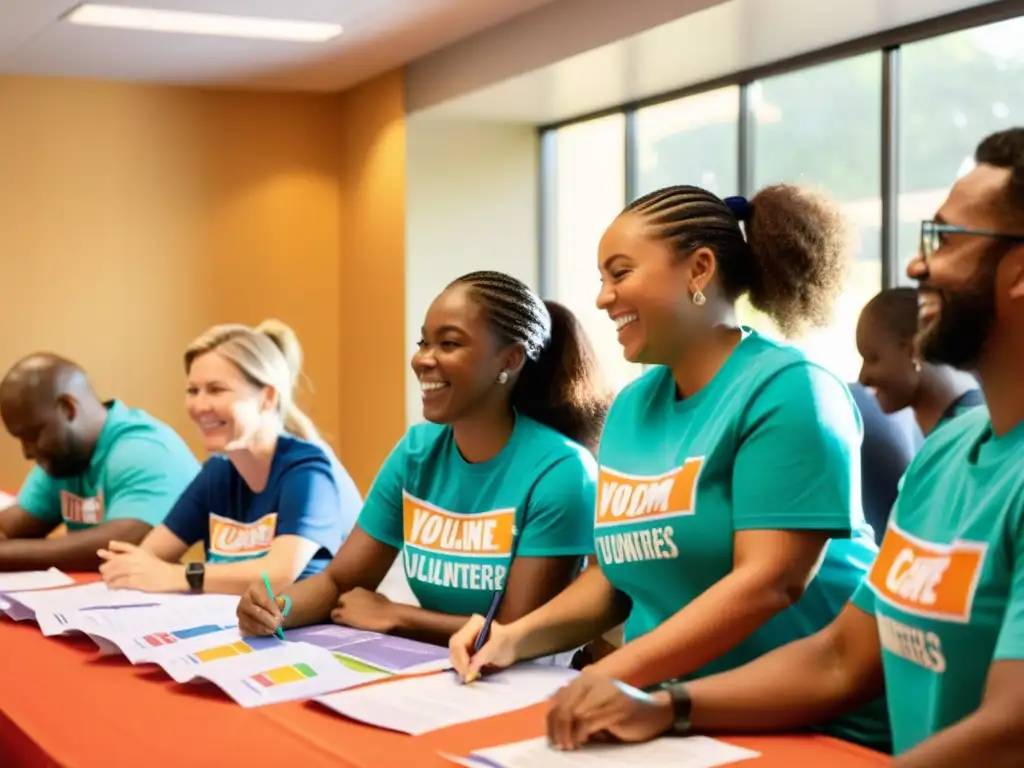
[0,72,406,496]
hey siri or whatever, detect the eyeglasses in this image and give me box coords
[920,219,1024,261]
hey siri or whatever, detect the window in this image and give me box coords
[748,53,884,383]
[898,17,1024,284]
[547,114,643,392]
[634,87,740,199]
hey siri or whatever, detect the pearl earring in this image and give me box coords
[913,360,922,373]
[497,371,509,385]
[692,290,706,307]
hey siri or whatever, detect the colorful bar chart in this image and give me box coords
[190,640,255,664]
[250,662,318,688]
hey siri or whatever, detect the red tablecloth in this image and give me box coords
[0,580,890,767]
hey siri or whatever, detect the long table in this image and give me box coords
[0,594,890,768]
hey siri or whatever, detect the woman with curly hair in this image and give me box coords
[452,183,890,752]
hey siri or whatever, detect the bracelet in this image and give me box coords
[661,681,693,736]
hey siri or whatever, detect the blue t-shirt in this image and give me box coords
[596,330,890,751]
[356,414,597,616]
[18,400,199,531]
[162,435,357,580]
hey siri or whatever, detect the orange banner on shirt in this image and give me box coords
[401,492,514,557]
[208,512,277,558]
[596,460,703,528]
[60,491,105,525]
[867,522,987,623]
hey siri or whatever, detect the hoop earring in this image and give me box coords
[497,371,509,385]
[692,290,707,307]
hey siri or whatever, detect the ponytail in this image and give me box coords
[450,271,612,454]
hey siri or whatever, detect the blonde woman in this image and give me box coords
[98,320,361,595]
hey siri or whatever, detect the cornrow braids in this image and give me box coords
[449,271,612,453]
[624,183,849,337]
[624,185,755,300]
[863,288,919,344]
[450,271,552,358]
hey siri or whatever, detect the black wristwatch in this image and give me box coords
[652,681,692,736]
[185,562,205,593]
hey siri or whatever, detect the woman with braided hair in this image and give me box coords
[236,271,612,646]
[451,184,891,751]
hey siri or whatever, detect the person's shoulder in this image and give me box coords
[606,366,673,420]
[275,435,332,465]
[103,401,195,456]
[917,404,992,465]
[100,405,198,475]
[513,415,598,473]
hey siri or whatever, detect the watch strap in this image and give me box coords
[649,681,692,736]
[185,562,205,593]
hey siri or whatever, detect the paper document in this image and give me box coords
[185,642,389,708]
[0,568,74,594]
[72,595,240,654]
[0,569,76,617]
[455,736,760,767]
[316,663,578,735]
[6,581,166,633]
[286,624,450,673]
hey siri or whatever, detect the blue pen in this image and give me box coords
[464,591,503,684]
[261,572,286,641]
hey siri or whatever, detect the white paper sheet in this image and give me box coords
[460,736,760,768]
[188,643,389,708]
[0,568,74,594]
[158,630,291,683]
[6,581,168,633]
[73,595,240,653]
[0,569,76,616]
[315,663,579,735]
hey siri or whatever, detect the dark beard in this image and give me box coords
[917,264,997,371]
[43,433,91,479]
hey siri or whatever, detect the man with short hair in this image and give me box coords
[542,128,1024,767]
[0,353,199,571]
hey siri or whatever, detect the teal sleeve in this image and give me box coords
[103,438,199,526]
[994,501,1024,661]
[516,456,597,558]
[850,575,877,615]
[355,437,407,550]
[16,466,61,525]
[733,364,860,534]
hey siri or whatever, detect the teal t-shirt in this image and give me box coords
[596,330,890,750]
[357,414,597,617]
[17,400,200,531]
[851,406,1024,755]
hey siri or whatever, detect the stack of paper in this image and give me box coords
[4,581,168,634]
[447,736,760,767]
[0,568,76,619]
[316,664,579,735]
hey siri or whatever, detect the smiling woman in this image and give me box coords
[97,320,362,597]
[234,271,613,649]
[855,288,984,437]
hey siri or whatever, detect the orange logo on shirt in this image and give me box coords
[867,522,987,623]
[401,492,514,557]
[61,490,105,525]
[596,460,704,528]
[208,512,278,558]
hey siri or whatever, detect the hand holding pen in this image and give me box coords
[448,599,521,683]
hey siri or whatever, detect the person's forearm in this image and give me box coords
[0,522,150,572]
[392,604,468,646]
[199,559,300,597]
[512,567,624,661]
[685,630,881,733]
[894,710,1024,768]
[590,567,800,688]
[279,573,341,629]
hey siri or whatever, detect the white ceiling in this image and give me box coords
[0,0,561,92]
[412,0,1021,123]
